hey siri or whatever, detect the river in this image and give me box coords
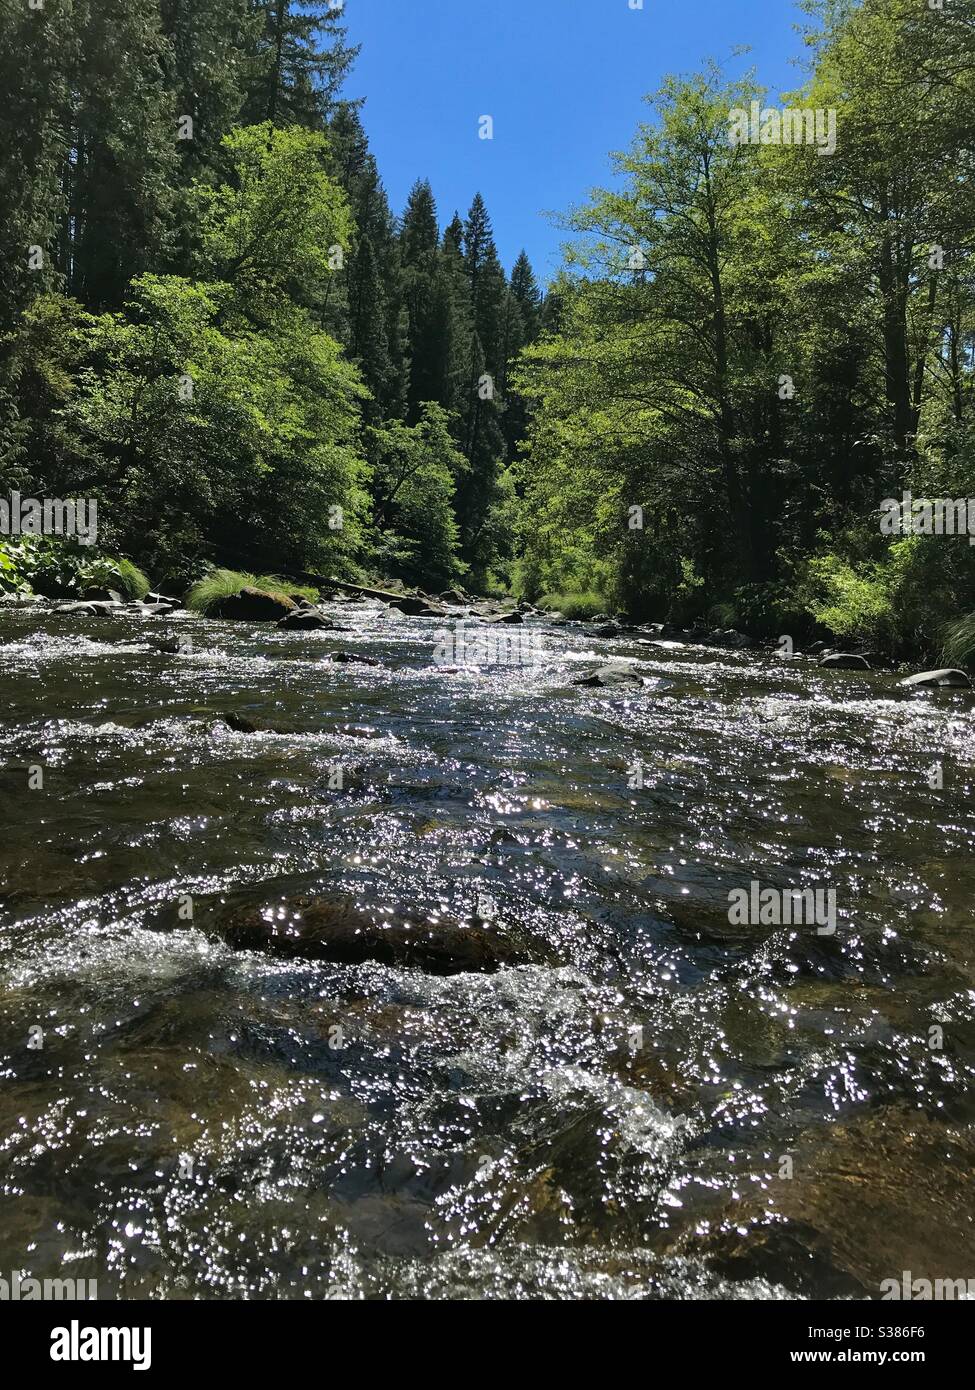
[1,597,974,1299]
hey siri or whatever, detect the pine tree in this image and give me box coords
[400,179,439,265]
[243,0,359,129]
[510,250,542,341]
[58,0,179,311]
[158,0,257,184]
[452,195,509,576]
[0,0,68,328]
[500,249,543,457]
[399,181,444,418]
[328,106,407,419]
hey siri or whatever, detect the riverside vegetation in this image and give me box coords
[0,0,974,666]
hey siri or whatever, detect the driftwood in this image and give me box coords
[297,574,411,603]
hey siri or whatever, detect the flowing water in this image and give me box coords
[2,599,975,1300]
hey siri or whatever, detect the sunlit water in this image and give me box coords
[2,600,974,1299]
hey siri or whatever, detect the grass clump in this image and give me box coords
[538,589,607,620]
[111,557,151,599]
[186,568,318,615]
[941,612,975,669]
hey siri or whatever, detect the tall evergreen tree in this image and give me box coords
[452,196,509,574]
[400,181,448,418]
[57,0,179,311]
[499,251,542,458]
[158,0,257,184]
[329,106,407,418]
[243,0,359,129]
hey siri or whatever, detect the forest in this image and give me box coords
[1,0,974,660]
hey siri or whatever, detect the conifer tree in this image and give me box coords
[243,0,359,129]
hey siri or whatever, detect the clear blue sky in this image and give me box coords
[340,0,810,283]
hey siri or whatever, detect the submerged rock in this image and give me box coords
[329,650,380,666]
[212,587,295,622]
[208,893,540,974]
[216,711,271,733]
[899,667,971,688]
[819,652,871,670]
[572,662,643,688]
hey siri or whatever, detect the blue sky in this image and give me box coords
[340,0,810,282]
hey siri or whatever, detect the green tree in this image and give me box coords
[367,402,466,588]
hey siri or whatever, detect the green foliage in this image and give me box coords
[515,1,975,651]
[942,614,975,670]
[795,533,975,655]
[538,590,606,620]
[0,0,544,595]
[3,121,370,579]
[192,123,353,316]
[0,535,148,599]
[367,403,466,589]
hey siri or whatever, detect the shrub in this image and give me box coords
[538,589,606,619]
[0,536,149,599]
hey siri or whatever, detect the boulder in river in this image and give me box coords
[898,668,971,689]
[591,621,622,638]
[206,893,541,974]
[439,589,468,606]
[573,662,644,688]
[211,587,296,622]
[486,610,523,625]
[53,599,123,616]
[819,653,871,670]
[0,592,43,606]
[135,596,180,613]
[127,602,173,618]
[390,595,447,617]
[81,586,123,603]
[277,607,335,631]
